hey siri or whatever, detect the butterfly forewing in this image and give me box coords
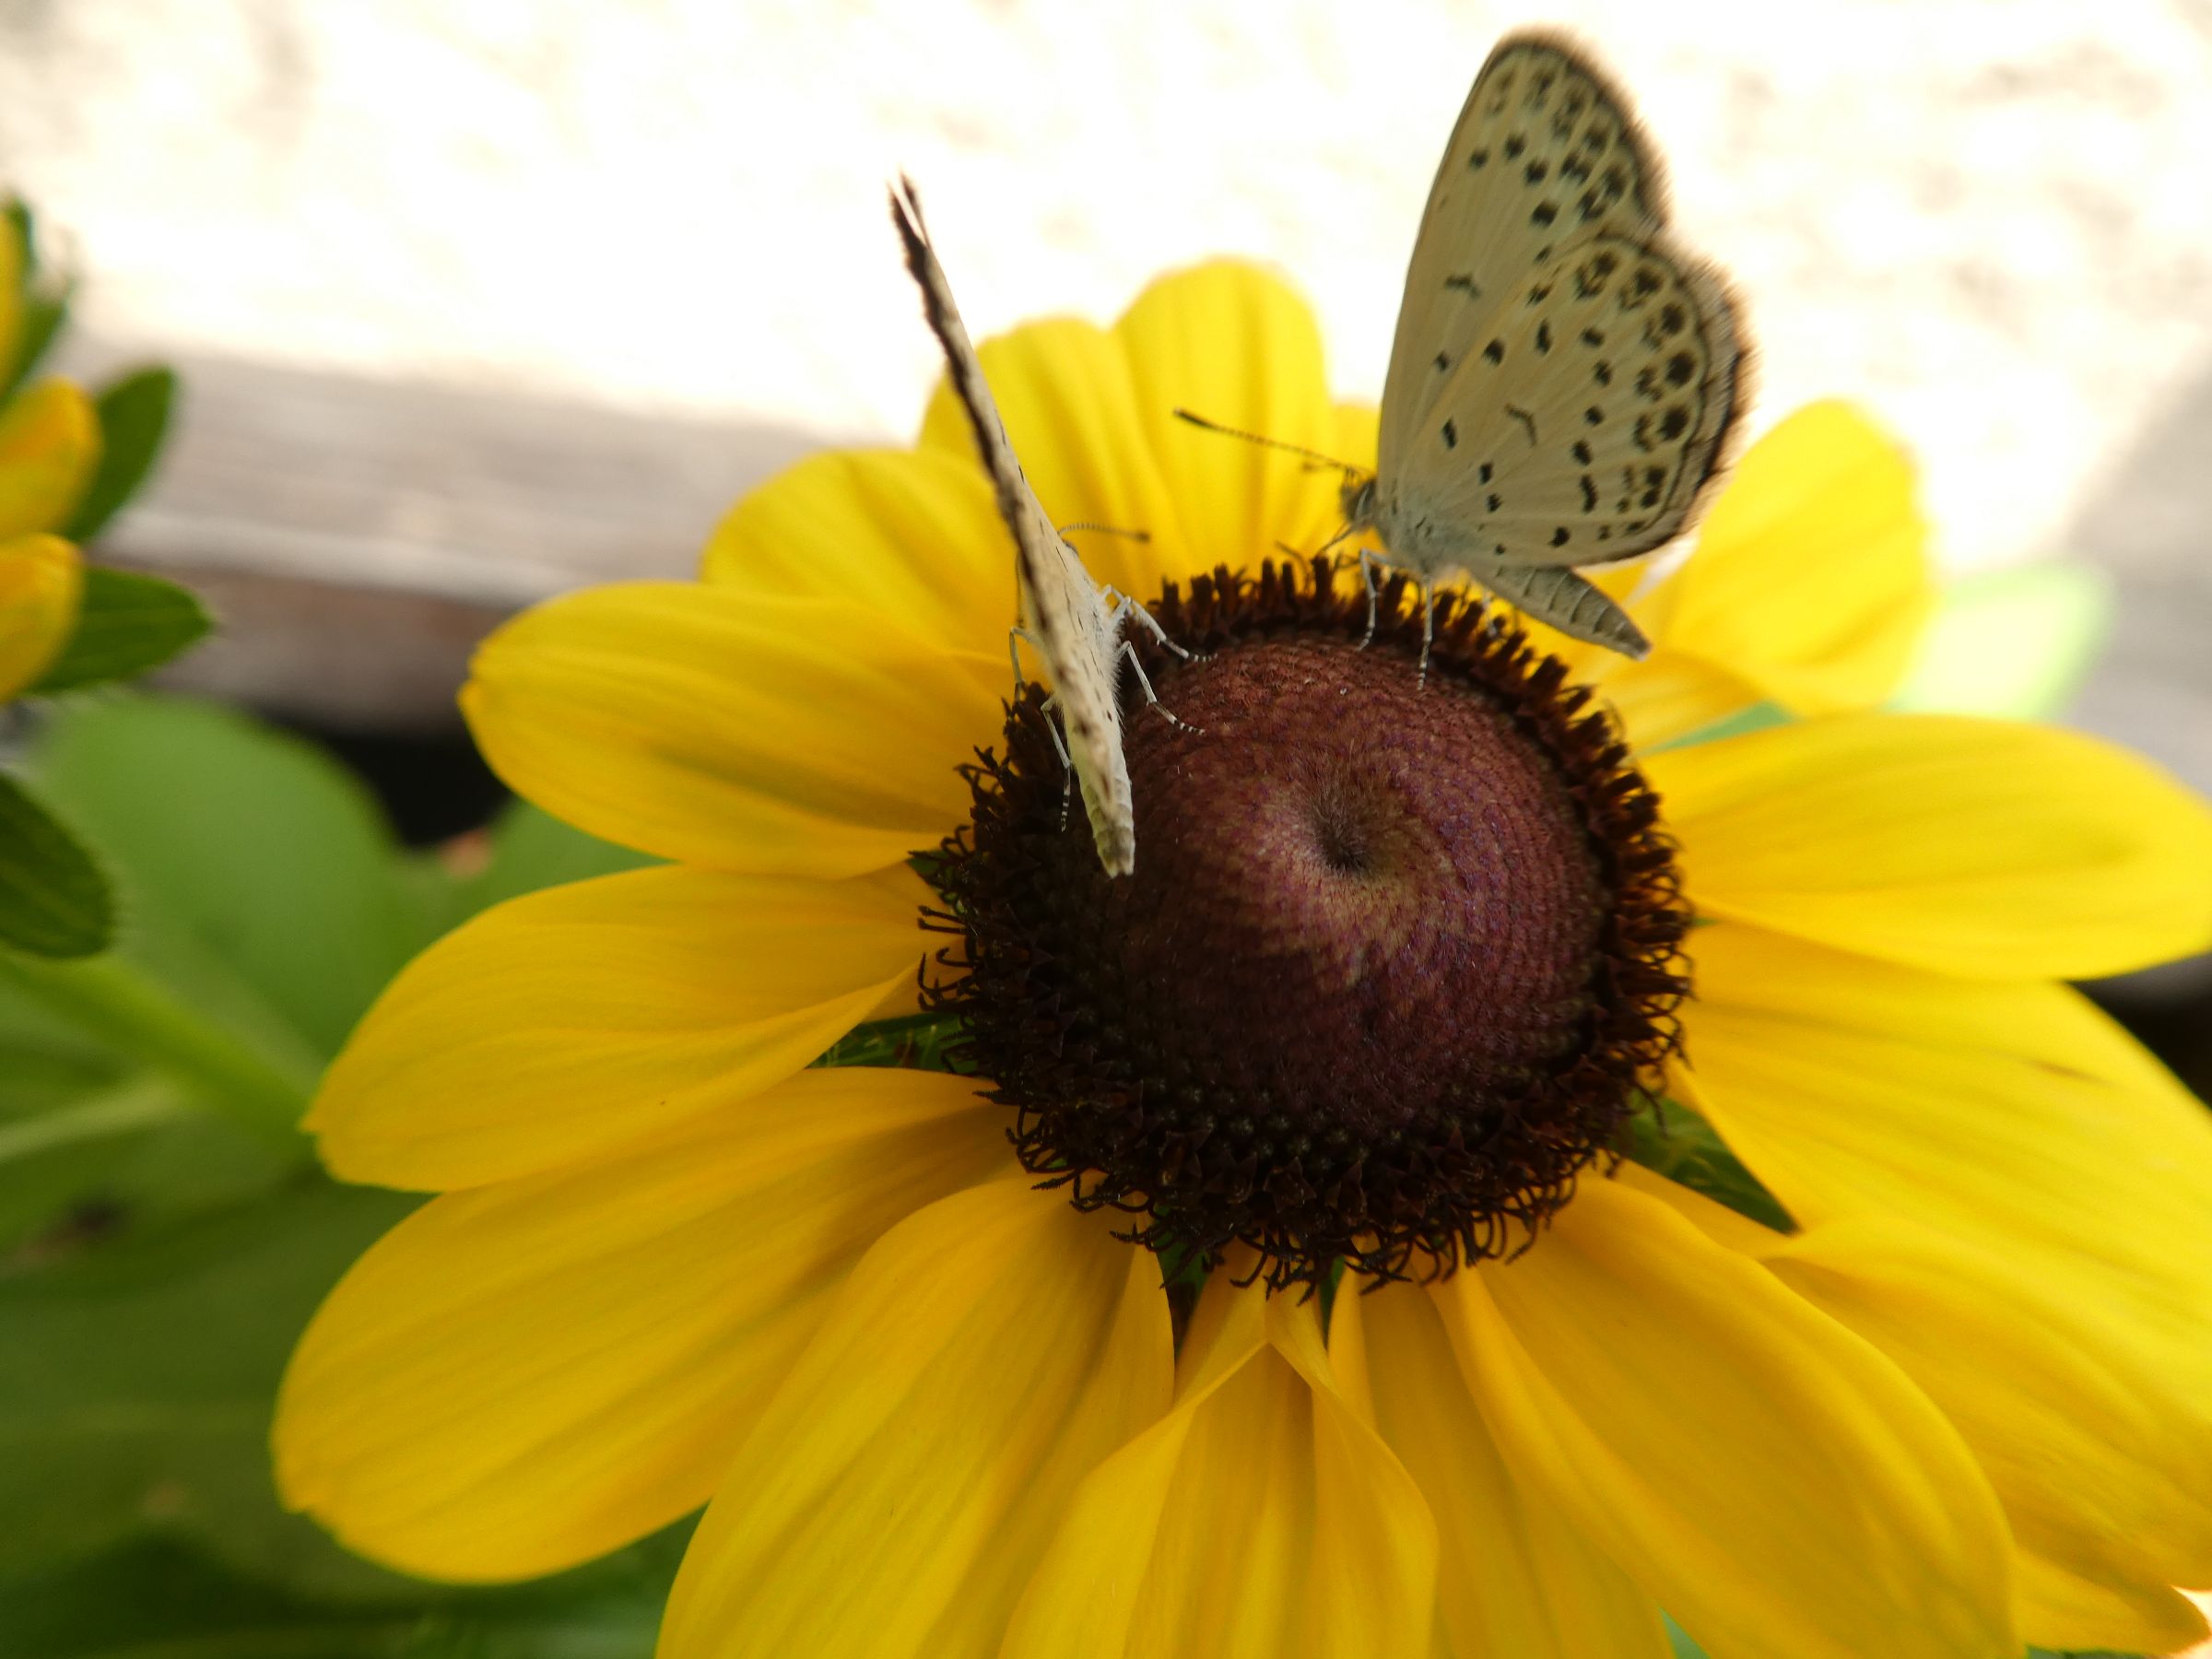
[888,179,1136,876]
[1390,231,1741,573]
[1380,33,1667,486]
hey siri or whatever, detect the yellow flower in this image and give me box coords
[0,211,99,700]
[276,265,2212,1659]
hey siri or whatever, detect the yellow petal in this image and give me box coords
[1334,1279,1670,1659]
[1764,1218,2212,1656]
[0,379,100,539]
[309,864,929,1189]
[1602,647,1769,754]
[919,314,1184,602]
[1115,261,1348,569]
[658,1177,1171,1659]
[276,1067,1008,1582]
[1436,1175,2017,1659]
[1629,401,1933,719]
[0,532,82,700]
[1649,712,2212,979]
[1003,1271,1436,1659]
[1681,922,2212,1346]
[698,447,1011,648]
[463,581,1003,877]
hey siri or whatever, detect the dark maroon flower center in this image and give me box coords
[924,560,1688,1288]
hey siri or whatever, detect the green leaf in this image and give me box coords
[1619,1094,1794,1233]
[0,1530,684,1659]
[62,369,180,545]
[28,566,210,694]
[4,200,74,402]
[0,771,113,959]
[1892,563,2114,722]
[431,800,655,929]
[30,698,431,1061]
[0,1179,422,1592]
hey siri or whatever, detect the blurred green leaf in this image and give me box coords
[428,800,654,932]
[29,567,209,695]
[1893,562,2114,722]
[0,772,112,959]
[0,696,700,1633]
[4,200,73,404]
[0,1529,684,1659]
[31,699,428,1062]
[62,369,179,546]
[1619,1094,1794,1233]
[0,1179,420,1590]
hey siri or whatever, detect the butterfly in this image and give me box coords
[889,177,1189,878]
[1340,31,1746,667]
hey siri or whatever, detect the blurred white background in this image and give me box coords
[7,0,2212,577]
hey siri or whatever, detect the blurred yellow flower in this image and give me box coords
[0,533,82,701]
[0,208,99,701]
[279,264,2212,1659]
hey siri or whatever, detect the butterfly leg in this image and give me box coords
[1035,691,1077,832]
[1007,626,1047,694]
[1105,592,1198,664]
[1356,547,1386,649]
[1114,641,1204,735]
[1418,583,1437,688]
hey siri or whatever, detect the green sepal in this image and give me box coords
[28,565,210,695]
[1618,1093,1794,1233]
[62,367,179,545]
[814,1010,965,1072]
[0,771,114,959]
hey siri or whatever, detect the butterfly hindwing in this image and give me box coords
[1387,231,1742,574]
[889,179,1137,877]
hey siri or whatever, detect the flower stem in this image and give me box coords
[0,1072,191,1163]
[0,953,315,1151]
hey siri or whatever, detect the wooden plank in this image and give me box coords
[53,339,826,730]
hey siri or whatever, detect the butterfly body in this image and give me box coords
[1354,31,1747,660]
[889,178,1146,877]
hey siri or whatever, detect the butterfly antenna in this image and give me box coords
[1172,408,1364,480]
[1057,522,1151,543]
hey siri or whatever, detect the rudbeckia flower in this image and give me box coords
[0,218,97,702]
[276,264,2212,1659]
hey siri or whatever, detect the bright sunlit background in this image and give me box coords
[5,0,2212,794]
[9,0,2212,553]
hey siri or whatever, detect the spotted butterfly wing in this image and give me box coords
[1359,31,1745,658]
[889,178,1137,877]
